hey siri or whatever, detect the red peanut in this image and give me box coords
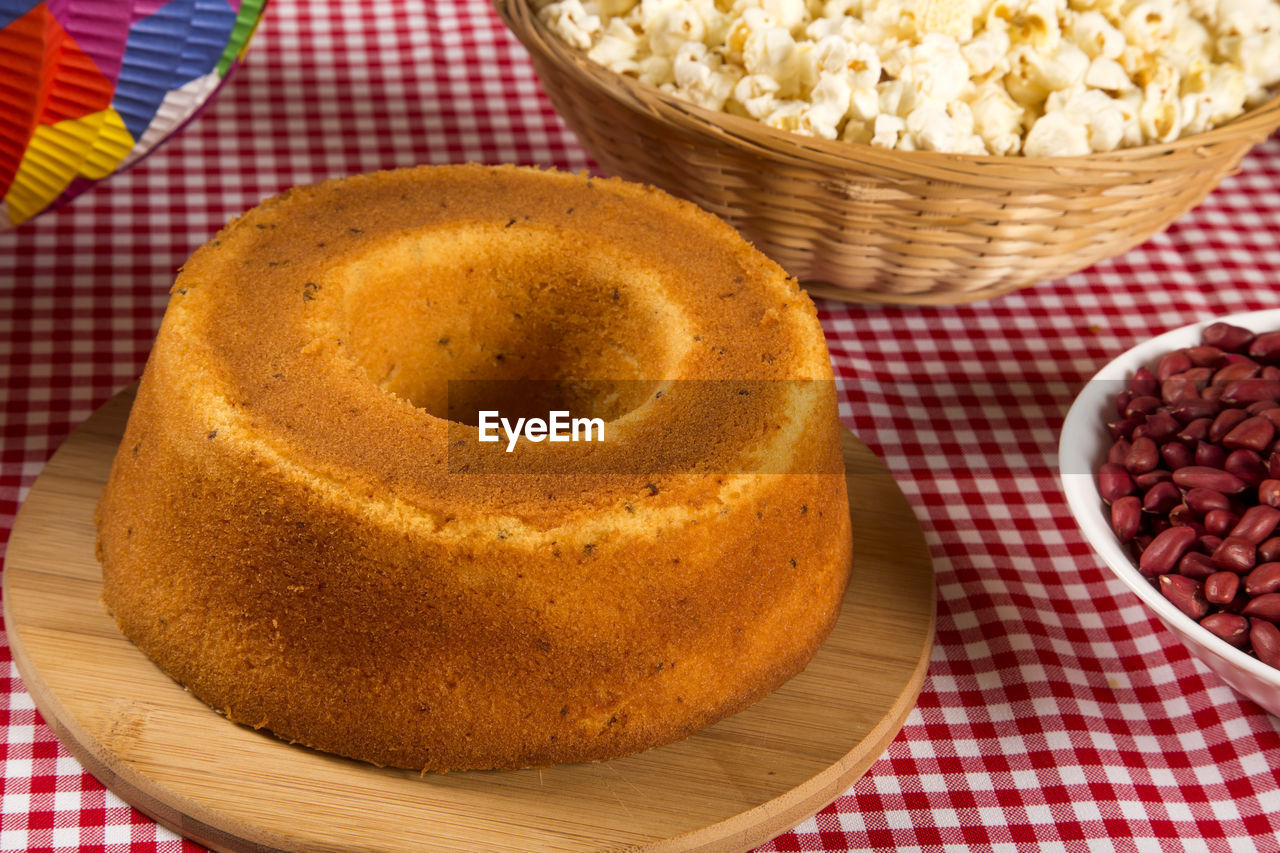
[1203,322,1255,354]
[1124,436,1159,474]
[1212,361,1261,383]
[1140,526,1198,576]
[1245,562,1280,596]
[1160,441,1193,470]
[1184,487,1231,516]
[1212,536,1258,573]
[1177,418,1211,444]
[1187,346,1225,368]
[1134,470,1172,491]
[1222,379,1280,406]
[1210,408,1250,442]
[1111,496,1142,543]
[1143,481,1182,515]
[1204,509,1241,538]
[1250,619,1280,667]
[1195,441,1228,469]
[1130,366,1158,396]
[1225,449,1267,487]
[1200,613,1250,648]
[1170,398,1219,423]
[1125,395,1162,416]
[1204,572,1240,604]
[1259,479,1280,508]
[1172,466,1247,494]
[1248,331,1280,364]
[1242,593,1280,622]
[1098,463,1136,503]
[1157,351,1193,381]
[1223,416,1276,452]
[1159,574,1210,620]
[1229,505,1280,544]
[1179,552,1217,580]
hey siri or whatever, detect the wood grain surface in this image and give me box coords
[4,386,935,853]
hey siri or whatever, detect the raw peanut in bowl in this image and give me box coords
[1095,321,1280,668]
[1061,310,1280,715]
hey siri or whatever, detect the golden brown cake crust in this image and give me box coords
[95,164,852,771]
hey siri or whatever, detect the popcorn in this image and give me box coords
[588,19,641,74]
[870,113,908,147]
[1067,10,1125,58]
[672,42,740,110]
[962,26,1013,76]
[733,72,784,118]
[648,5,707,56]
[541,0,1280,156]
[541,0,601,50]
[1024,110,1092,155]
[969,81,1027,153]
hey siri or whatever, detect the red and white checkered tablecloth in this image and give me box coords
[3,1,1280,850]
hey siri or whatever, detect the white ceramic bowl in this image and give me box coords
[1059,309,1280,716]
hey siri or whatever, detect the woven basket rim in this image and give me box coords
[498,0,1280,176]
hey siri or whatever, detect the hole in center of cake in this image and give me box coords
[337,225,690,426]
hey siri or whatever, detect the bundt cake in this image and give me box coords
[94,164,852,771]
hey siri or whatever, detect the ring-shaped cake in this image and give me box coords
[95,164,852,771]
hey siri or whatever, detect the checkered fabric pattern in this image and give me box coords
[2,1,1279,850]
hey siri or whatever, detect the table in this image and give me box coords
[2,1,1278,850]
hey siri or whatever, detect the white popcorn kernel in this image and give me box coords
[1178,64,1246,132]
[648,5,706,55]
[743,25,802,91]
[1057,87,1127,150]
[588,19,641,73]
[804,71,853,136]
[1114,89,1146,146]
[1137,64,1182,142]
[763,100,811,133]
[723,7,772,65]
[992,0,1063,51]
[846,41,883,89]
[637,53,675,86]
[878,78,907,116]
[543,0,602,50]
[1067,10,1124,59]
[900,34,971,104]
[962,27,1013,77]
[811,33,850,75]
[905,101,964,151]
[1222,31,1280,91]
[849,85,880,120]
[1168,15,1210,68]
[1084,56,1133,90]
[733,72,783,118]
[636,0,685,28]
[761,0,810,32]
[1023,110,1092,155]
[1007,40,1090,105]
[870,113,907,147]
[1213,0,1274,38]
[1121,0,1176,53]
[911,0,980,40]
[969,82,1026,153]
[841,117,875,144]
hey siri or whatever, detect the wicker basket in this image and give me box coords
[494,0,1280,305]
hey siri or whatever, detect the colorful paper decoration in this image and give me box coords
[0,0,266,229]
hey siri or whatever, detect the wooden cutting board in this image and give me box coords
[4,386,935,853]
